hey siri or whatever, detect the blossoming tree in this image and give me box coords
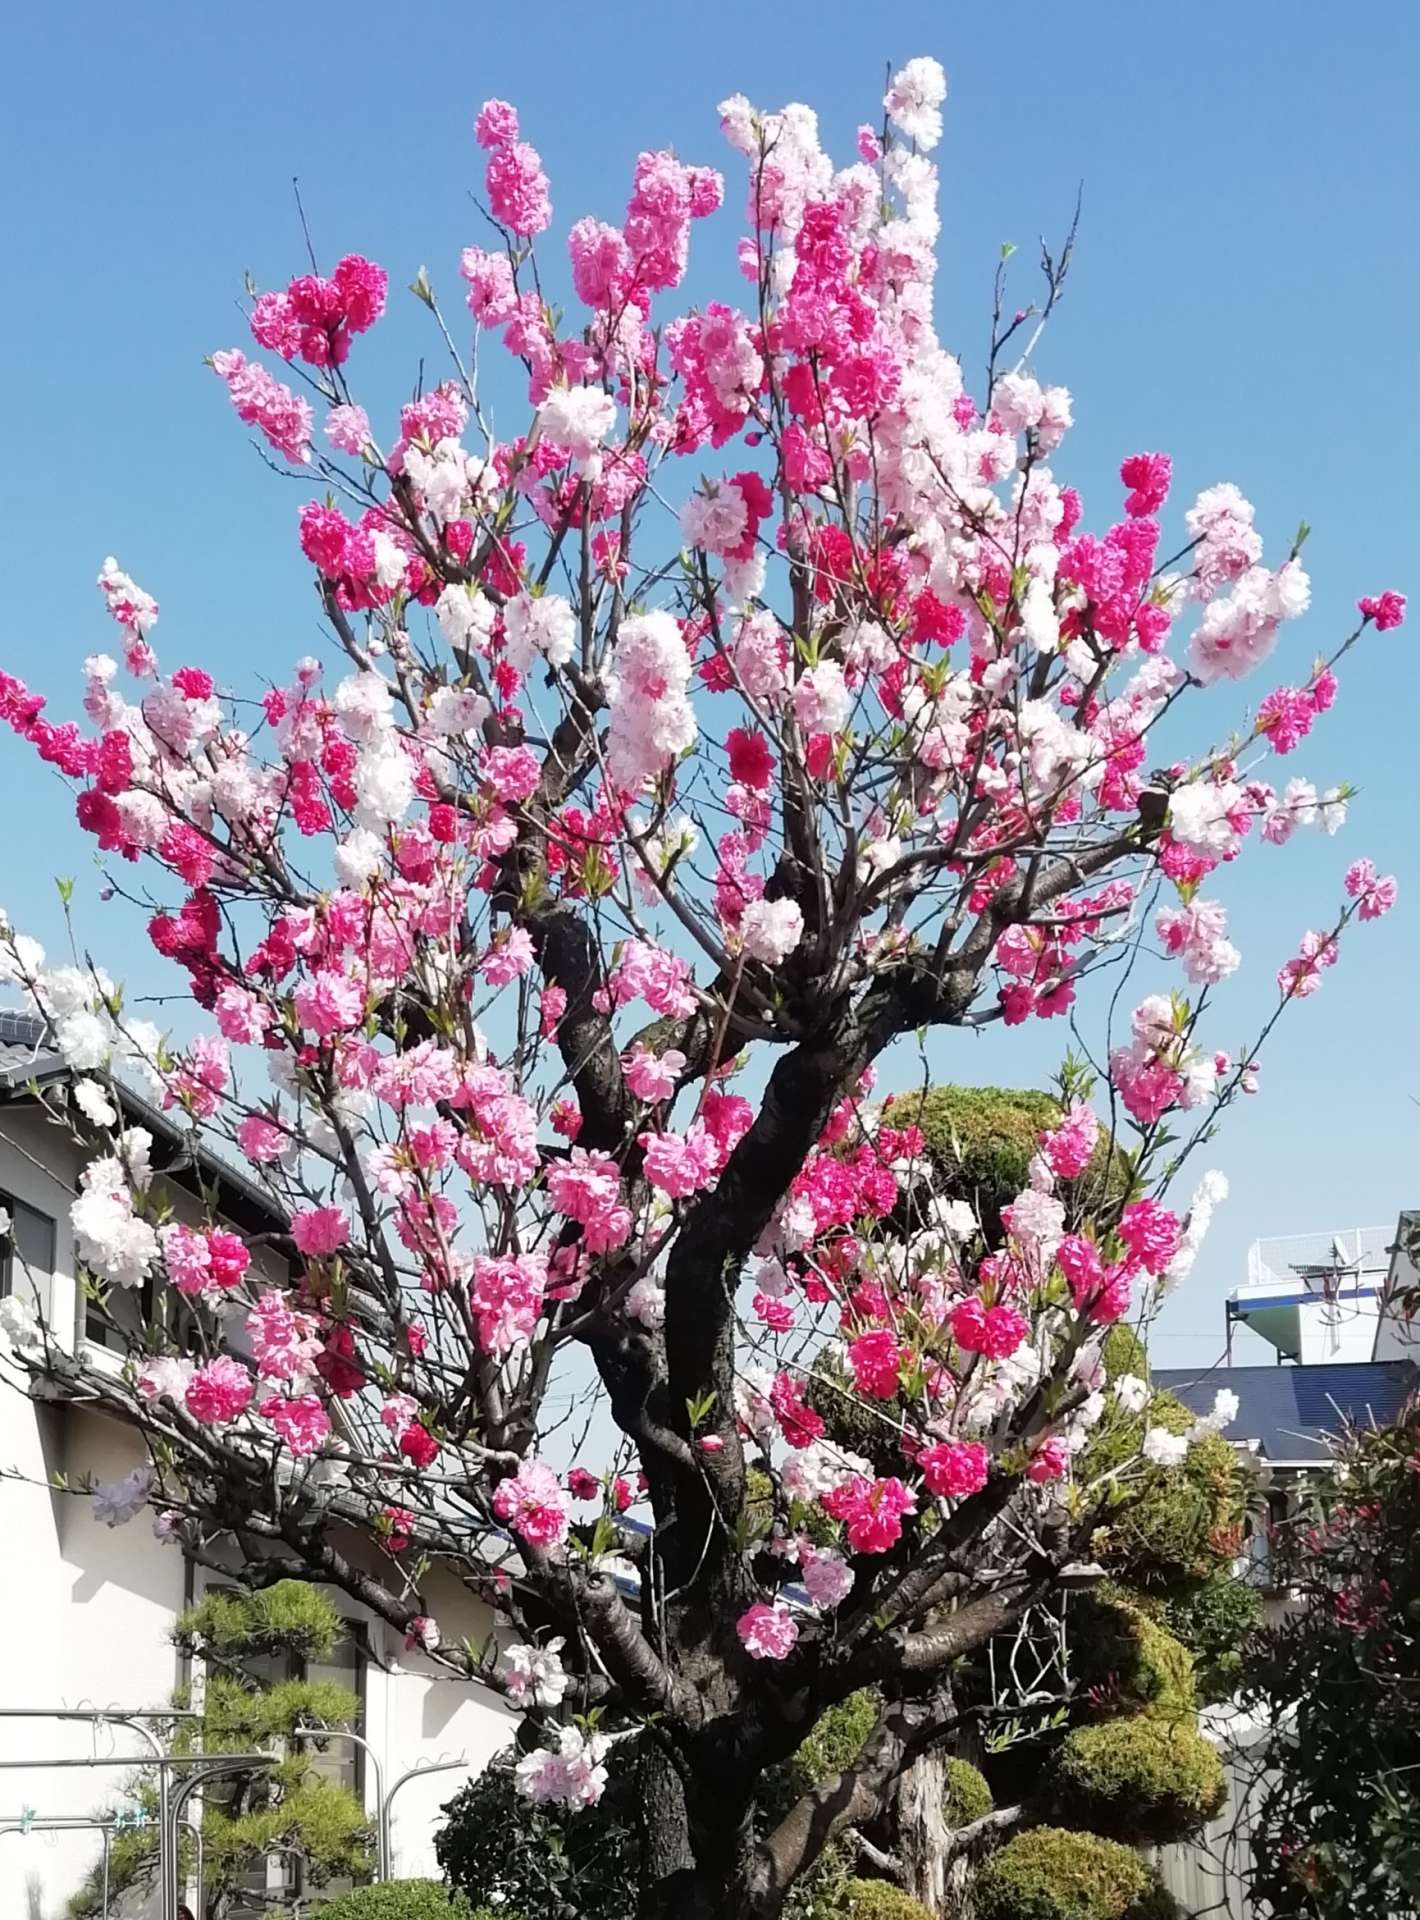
[0,54,1404,1920]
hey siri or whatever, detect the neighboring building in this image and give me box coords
[1157,1217,1419,1601]
[1224,1225,1393,1364]
[1154,1358,1419,1473]
[0,1013,513,1919]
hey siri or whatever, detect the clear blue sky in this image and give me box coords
[1,0,1416,1365]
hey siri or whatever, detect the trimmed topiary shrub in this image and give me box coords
[839,1878,938,1920]
[974,1827,1178,1920]
[313,1882,480,1919]
[890,1085,1131,1246]
[1066,1585,1197,1717]
[943,1756,993,1826]
[1053,1718,1227,1845]
[1083,1390,1247,1589]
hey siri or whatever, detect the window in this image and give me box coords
[83,1270,155,1349]
[0,1191,55,1305]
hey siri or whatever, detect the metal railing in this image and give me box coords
[1243,1226,1392,1292]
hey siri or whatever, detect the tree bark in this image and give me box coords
[897,1747,953,1915]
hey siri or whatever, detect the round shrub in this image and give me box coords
[943,1756,993,1826]
[1066,1585,1197,1717]
[891,1085,1131,1246]
[1053,1718,1227,1845]
[839,1879,937,1920]
[1083,1391,1247,1589]
[313,1883,477,1920]
[975,1828,1177,1920]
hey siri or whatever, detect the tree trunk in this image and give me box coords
[896,1747,953,1915]
[637,1738,749,1920]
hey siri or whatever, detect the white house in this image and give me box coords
[0,1012,515,1919]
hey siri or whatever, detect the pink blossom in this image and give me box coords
[639,1125,718,1199]
[471,1253,547,1355]
[847,1329,905,1400]
[486,141,551,238]
[737,1600,799,1661]
[460,247,518,326]
[294,969,366,1037]
[474,98,519,149]
[480,744,541,803]
[291,1207,349,1258]
[211,350,313,464]
[623,1043,685,1102]
[259,1392,331,1457]
[1119,451,1172,518]
[186,1355,254,1425]
[325,405,371,456]
[918,1439,990,1500]
[1344,858,1398,921]
[950,1296,1029,1359]
[547,1149,631,1252]
[1357,590,1406,631]
[492,1458,571,1549]
[247,1290,321,1382]
[822,1474,917,1554]
[799,1543,854,1609]
[1027,1435,1070,1483]
[1118,1199,1182,1276]
[1039,1102,1099,1181]
[480,927,535,987]
[1277,928,1340,1001]
[214,985,271,1045]
[238,1114,290,1164]
[567,1467,601,1502]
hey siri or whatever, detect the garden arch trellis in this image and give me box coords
[0,1707,270,1919]
[0,1707,476,1908]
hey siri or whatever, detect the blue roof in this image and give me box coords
[1154,1360,1418,1464]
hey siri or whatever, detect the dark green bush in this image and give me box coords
[437,1742,636,1920]
[975,1827,1177,1920]
[1053,1718,1227,1845]
[1163,1574,1262,1704]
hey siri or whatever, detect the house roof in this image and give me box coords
[0,1009,286,1238]
[1154,1359,1419,1466]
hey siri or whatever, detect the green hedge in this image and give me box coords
[1053,1719,1227,1845]
[975,1828,1177,1920]
[313,1881,484,1919]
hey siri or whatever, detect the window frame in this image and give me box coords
[0,1187,56,1305]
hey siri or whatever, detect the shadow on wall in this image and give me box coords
[60,1407,186,1615]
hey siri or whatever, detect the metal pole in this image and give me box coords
[185,1814,203,1918]
[382,1756,468,1879]
[0,1811,203,1916]
[289,1728,387,1880]
[164,1756,275,1920]
[0,1705,199,1919]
